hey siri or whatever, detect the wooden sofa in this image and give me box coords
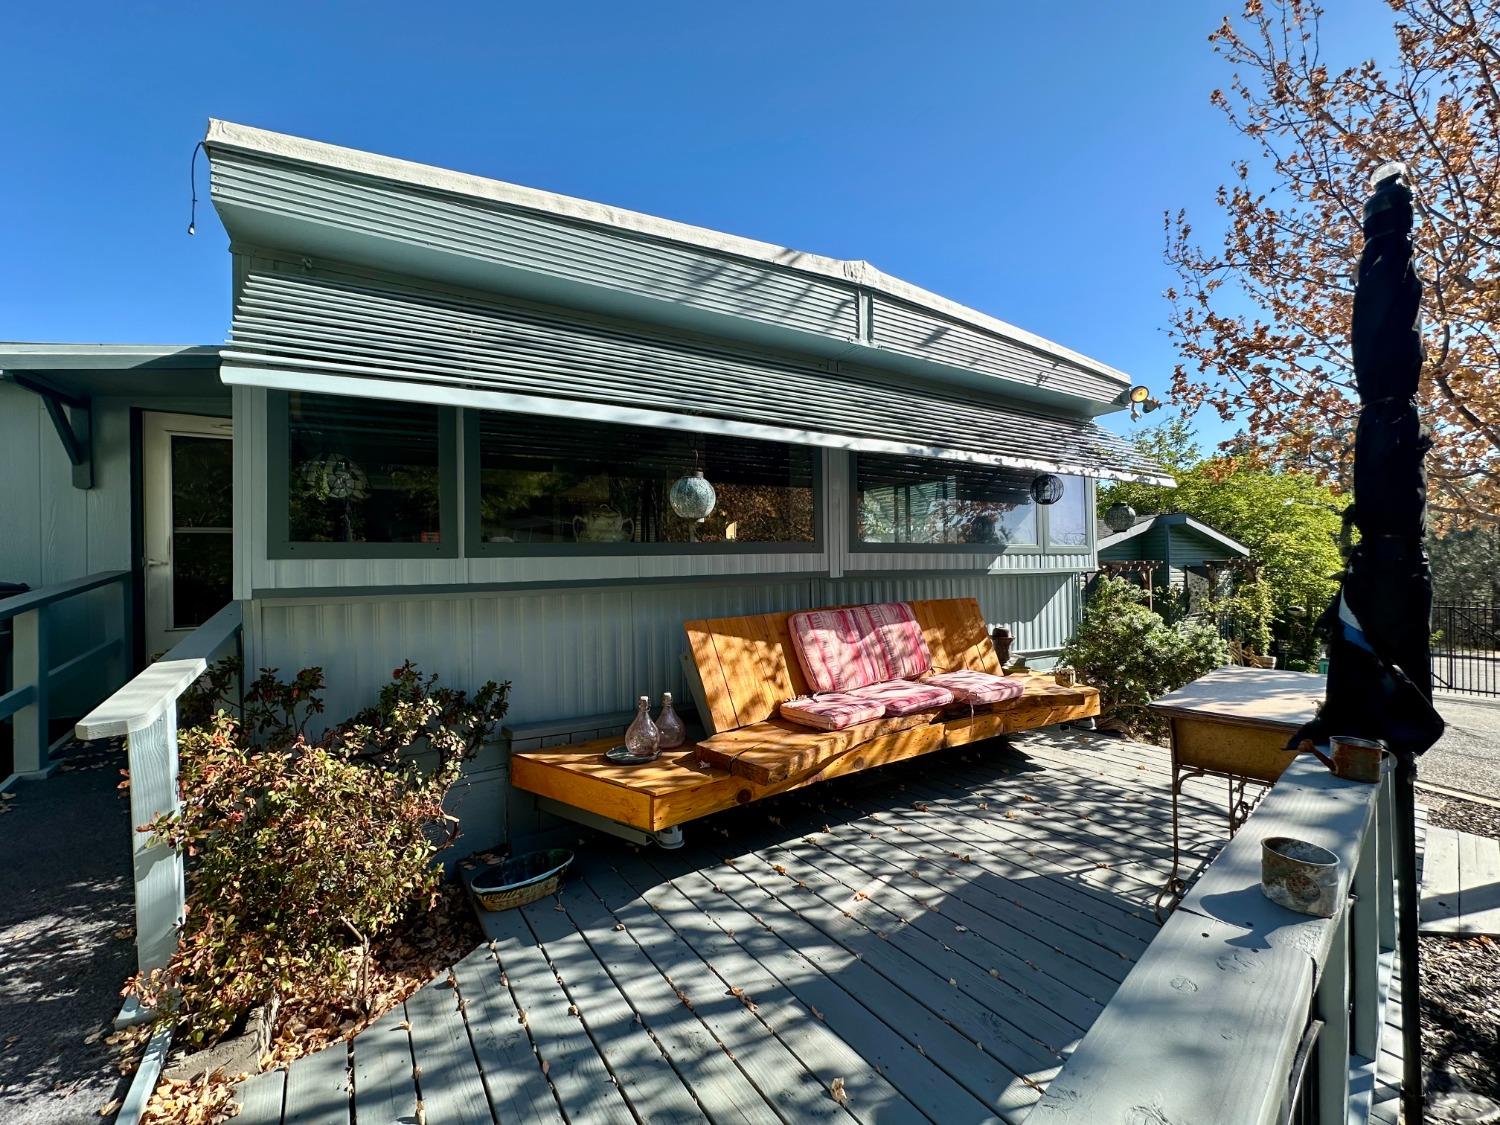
[509,597,1098,840]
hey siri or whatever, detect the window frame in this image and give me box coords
[847,453,1093,555]
[266,391,460,560]
[461,410,825,557]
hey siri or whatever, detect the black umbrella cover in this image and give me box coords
[1294,170,1445,759]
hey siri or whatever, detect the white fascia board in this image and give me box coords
[204,119,1134,395]
[0,343,220,371]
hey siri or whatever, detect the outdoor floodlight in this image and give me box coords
[1127,385,1163,421]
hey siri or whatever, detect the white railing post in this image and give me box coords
[11,605,52,777]
[126,701,187,991]
[1378,770,1397,951]
[1315,905,1352,1121]
[76,600,242,1027]
[1351,815,1381,1061]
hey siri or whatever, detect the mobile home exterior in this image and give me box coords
[3,120,1167,843]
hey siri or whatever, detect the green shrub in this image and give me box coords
[132,663,508,1046]
[1062,576,1229,736]
[1210,575,1275,656]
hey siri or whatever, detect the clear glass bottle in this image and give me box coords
[656,692,685,749]
[623,695,660,760]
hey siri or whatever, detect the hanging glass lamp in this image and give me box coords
[669,470,716,521]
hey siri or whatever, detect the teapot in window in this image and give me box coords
[573,507,634,543]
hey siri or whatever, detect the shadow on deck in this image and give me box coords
[234,730,1235,1125]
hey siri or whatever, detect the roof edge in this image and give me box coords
[204,119,1134,393]
[0,343,222,371]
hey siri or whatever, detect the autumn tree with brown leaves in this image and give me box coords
[1167,0,1500,527]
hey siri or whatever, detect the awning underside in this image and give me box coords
[222,270,1173,485]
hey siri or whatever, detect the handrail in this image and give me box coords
[1033,753,1397,1124]
[75,600,244,1027]
[2,569,133,780]
[77,601,243,738]
[0,569,129,621]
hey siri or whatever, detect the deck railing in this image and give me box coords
[1033,752,1399,1125]
[76,600,243,1026]
[0,570,132,781]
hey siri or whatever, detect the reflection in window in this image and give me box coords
[855,454,1038,546]
[287,393,443,544]
[1046,475,1089,546]
[475,413,815,546]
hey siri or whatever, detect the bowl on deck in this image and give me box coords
[471,848,574,912]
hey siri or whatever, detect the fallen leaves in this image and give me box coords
[830,1077,848,1106]
[727,986,759,1013]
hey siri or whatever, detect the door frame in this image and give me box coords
[140,411,234,658]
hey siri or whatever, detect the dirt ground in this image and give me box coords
[1419,792,1500,1105]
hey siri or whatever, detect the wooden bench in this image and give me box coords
[509,598,1099,841]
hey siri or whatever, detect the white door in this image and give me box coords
[142,412,234,657]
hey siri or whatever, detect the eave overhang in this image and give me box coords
[204,120,1139,419]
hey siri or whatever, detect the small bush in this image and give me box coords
[1062,576,1229,736]
[132,663,508,1047]
[1210,575,1275,656]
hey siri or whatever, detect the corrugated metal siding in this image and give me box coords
[248,573,1083,731]
[212,153,859,341]
[871,297,1127,404]
[843,551,1094,573]
[225,267,1168,484]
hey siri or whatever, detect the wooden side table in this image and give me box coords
[1149,666,1326,915]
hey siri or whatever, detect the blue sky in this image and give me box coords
[2,1,1398,449]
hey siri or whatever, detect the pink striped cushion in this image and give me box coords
[863,602,933,682]
[779,694,887,731]
[788,603,933,693]
[787,607,887,693]
[922,670,1025,706]
[846,679,956,716]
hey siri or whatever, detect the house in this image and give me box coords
[1,120,1169,833]
[1096,511,1250,609]
[3,124,1413,1125]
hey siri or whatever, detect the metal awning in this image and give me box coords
[221,269,1172,485]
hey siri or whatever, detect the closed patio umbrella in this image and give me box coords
[1293,163,1445,1123]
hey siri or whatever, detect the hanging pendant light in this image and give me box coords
[1030,474,1064,505]
[669,469,716,521]
[1104,501,1137,533]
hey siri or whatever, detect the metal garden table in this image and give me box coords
[1149,665,1327,913]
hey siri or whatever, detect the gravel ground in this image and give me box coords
[1420,791,1500,1107]
[0,739,136,1125]
[1422,695,1500,800]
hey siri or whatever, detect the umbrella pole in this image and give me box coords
[1396,750,1423,1123]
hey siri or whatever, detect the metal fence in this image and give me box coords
[1431,600,1498,697]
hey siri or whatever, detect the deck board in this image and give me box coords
[1420,825,1500,935]
[281,1036,350,1125]
[480,902,631,1125]
[233,731,1254,1124]
[232,1067,286,1125]
[349,1005,416,1125]
[518,887,708,1124]
[450,947,564,1124]
[405,978,493,1125]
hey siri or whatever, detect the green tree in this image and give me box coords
[1100,430,1346,638]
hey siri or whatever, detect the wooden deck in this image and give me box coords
[233,730,1260,1124]
[1420,824,1500,936]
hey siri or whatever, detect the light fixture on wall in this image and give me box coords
[1128,385,1163,421]
[1030,473,1064,505]
[1104,501,1137,533]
